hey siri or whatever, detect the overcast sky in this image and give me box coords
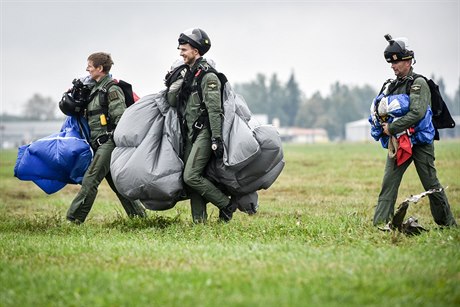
[1,0,459,116]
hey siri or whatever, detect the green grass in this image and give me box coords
[1,141,459,306]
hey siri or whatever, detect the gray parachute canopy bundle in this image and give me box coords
[110,91,184,210]
[110,65,284,212]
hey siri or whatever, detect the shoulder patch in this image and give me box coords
[411,84,421,94]
[207,80,218,91]
[108,90,120,101]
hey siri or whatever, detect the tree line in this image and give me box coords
[3,74,459,140]
[235,73,460,140]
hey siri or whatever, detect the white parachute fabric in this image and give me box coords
[111,92,184,210]
[376,95,404,118]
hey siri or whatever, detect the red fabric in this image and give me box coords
[133,92,140,102]
[396,134,412,166]
[407,127,415,136]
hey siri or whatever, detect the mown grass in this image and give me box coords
[0,141,459,306]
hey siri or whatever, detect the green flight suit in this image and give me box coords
[373,68,457,227]
[67,75,146,223]
[167,58,230,222]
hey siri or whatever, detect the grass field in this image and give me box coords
[0,141,459,306]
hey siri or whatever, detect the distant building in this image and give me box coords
[250,115,329,144]
[345,118,374,142]
[0,120,64,149]
[277,127,329,144]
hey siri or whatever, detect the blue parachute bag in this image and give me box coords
[369,93,434,148]
[14,116,93,194]
[384,93,434,145]
[411,107,435,145]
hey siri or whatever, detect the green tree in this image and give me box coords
[267,74,288,125]
[234,73,390,140]
[23,93,56,120]
[283,72,302,126]
[296,83,376,140]
[295,91,326,128]
[234,74,268,115]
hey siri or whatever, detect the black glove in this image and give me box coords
[211,137,224,159]
[164,71,173,87]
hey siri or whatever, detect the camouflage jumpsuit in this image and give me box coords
[167,58,230,222]
[67,74,146,223]
[374,68,457,226]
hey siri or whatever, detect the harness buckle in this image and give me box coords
[95,132,113,147]
[96,137,105,147]
[194,122,204,130]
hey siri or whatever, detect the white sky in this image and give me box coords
[1,0,459,115]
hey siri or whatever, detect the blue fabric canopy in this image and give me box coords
[369,93,434,148]
[14,116,93,194]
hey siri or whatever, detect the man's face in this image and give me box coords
[391,60,411,78]
[86,61,104,81]
[179,44,199,66]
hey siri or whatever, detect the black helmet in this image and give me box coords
[59,93,85,116]
[178,28,211,55]
[383,34,414,63]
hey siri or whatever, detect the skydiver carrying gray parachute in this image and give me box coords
[110,28,285,223]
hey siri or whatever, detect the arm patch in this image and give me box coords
[410,84,421,94]
[108,90,120,101]
[207,80,218,91]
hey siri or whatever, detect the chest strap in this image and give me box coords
[86,109,104,117]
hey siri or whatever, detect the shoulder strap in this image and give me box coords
[190,66,228,144]
[404,73,425,94]
[378,79,393,95]
[195,66,228,104]
[85,81,114,117]
[382,75,420,97]
[98,80,117,132]
[165,64,189,89]
[99,80,117,108]
[195,66,216,103]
